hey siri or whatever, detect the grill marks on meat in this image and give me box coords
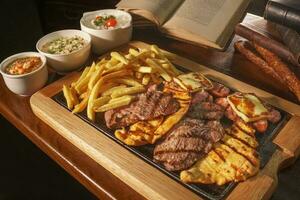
[191,90,213,105]
[208,82,230,98]
[105,85,180,129]
[153,118,225,171]
[188,90,224,120]
[188,102,224,120]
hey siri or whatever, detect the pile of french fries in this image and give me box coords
[62,45,182,121]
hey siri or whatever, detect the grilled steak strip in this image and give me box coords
[208,82,230,98]
[187,101,224,120]
[153,118,225,171]
[105,84,180,129]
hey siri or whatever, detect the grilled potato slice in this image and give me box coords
[115,117,164,146]
[222,134,259,166]
[227,125,258,148]
[214,143,259,181]
[235,119,256,136]
[181,124,260,185]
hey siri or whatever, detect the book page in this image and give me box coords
[117,0,183,25]
[175,0,225,26]
[162,0,249,45]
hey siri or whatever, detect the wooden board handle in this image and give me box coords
[273,116,300,159]
[227,149,292,200]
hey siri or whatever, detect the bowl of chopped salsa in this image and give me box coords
[80,9,132,54]
[0,52,48,96]
[36,29,91,73]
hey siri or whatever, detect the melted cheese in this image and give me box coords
[227,93,268,122]
[177,72,213,92]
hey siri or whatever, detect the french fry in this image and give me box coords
[88,64,105,90]
[70,87,79,105]
[93,96,111,108]
[129,48,139,56]
[111,86,145,98]
[87,78,104,121]
[79,91,88,99]
[134,66,154,73]
[116,78,142,87]
[125,53,135,60]
[161,63,170,69]
[63,44,187,123]
[72,91,90,113]
[105,58,119,69]
[75,62,97,93]
[98,82,118,93]
[86,62,96,77]
[150,45,181,75]
[146,58,171,81]
[75,77,89,94]
[108,95,135,104]
[102,85,127,96]
[103,62,125,74]
[98,57,108,64]
[94,96,133,112]
[142,74,151,85]
[63,84,74,109]
[153,58,167,64]
[102,69,132,82]
[74,67,90,87]
[111,52,129,65]
[135,72,143,79]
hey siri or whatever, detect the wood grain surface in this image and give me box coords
[30,41,300,200]
[1,14,300,200]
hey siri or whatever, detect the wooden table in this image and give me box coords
[0,14,299,200]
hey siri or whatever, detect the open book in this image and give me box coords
[117,0,250,50]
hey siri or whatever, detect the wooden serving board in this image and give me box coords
[30,41,300,200]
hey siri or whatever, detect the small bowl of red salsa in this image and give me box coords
[0,52,48,96]
[6,56,42,75]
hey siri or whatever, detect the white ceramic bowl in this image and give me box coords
[36,29,91,74]
[0,52,48,96]
[80,9,132,54]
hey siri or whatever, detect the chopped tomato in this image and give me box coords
[105,18,117,27]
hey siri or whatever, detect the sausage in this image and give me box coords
[234,40,285,85]
[253,42,300,101]
[215,97,229,109]
[225,106,238,121]
[208,82,230,98]
[267,109,281,123]
[252,119,268,133]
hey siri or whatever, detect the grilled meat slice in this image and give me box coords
[187,101,224,120]
[191,90,213,105]
[105,85,180,129]
[158,152,203,171]
[153,119,225,171]
[208,82,230,97]
[215,97,229,109]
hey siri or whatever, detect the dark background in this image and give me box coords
[0,0,299,200]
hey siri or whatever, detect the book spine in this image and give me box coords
[235,24,299,66]
[276,24,300,64]
[264,1,300,31]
